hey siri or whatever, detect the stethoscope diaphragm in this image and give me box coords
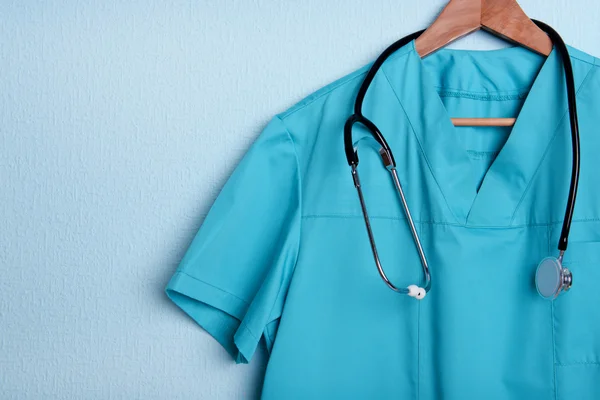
[535,256,573,300]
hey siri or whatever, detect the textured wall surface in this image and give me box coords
[1,1,599,399]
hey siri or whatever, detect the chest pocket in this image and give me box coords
[552,221,600,399]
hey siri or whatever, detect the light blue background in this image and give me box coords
[1,1,599,398]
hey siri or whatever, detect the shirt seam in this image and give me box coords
[276,115,302,265]
[433,84,532,96]
[300,214,600,228]
[509,62,596,225]
[549,224,557,400]
[555,361,600,367]
[570,53,598,67]
[279,71,367,120]
[437,90,529,101]
[417,260,422,400]
[552,301,558,400]
[270,117,303,326]
[239,320,260,342]
[264,323,274,352]
[177,270,265,349]
[279,43,415,120]
[508,110,569,225]
[379,63,463,224]
[175,270,250,305]
[279,49,597,121]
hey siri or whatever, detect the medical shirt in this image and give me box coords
[166,40,600,399]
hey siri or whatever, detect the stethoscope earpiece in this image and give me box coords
[535,256,573,300]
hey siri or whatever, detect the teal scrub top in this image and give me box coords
[166,40,600,399]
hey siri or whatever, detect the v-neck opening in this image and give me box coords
[380,40,570,227]
[415,45,548,202]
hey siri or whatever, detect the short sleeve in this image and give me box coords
[165,116,301,364]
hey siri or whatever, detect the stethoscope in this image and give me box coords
[344,20,580,301]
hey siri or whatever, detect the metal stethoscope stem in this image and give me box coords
[351,148,431,298]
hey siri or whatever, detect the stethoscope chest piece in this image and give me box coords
[535,256,573,300]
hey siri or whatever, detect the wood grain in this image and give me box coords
[451,117,517,127]
[481,0,552,56]
[416,0,481,58]
[415,0,552,58]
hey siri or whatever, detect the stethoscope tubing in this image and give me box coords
[531,20,580,252]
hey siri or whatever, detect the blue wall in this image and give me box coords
[2,1,599,398]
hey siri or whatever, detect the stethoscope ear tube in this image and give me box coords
[344,115,361,166]
[344,114,397,167]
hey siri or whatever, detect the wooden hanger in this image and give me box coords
[415,0,553,127]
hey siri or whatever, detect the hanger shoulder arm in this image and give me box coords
[415,0,481,58]
[481,0,552,56]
